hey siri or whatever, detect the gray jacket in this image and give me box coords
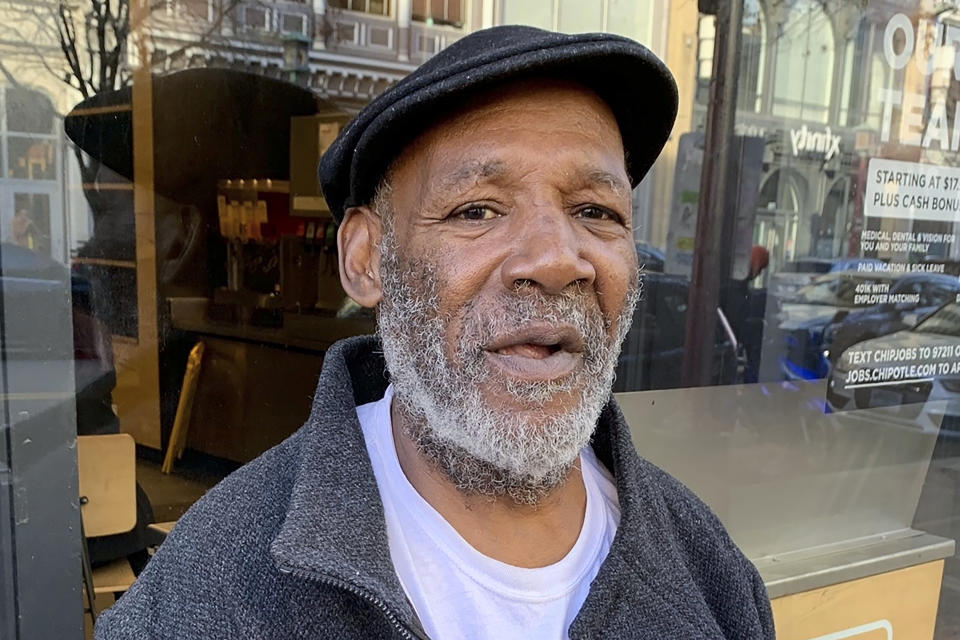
[96,336,775,639]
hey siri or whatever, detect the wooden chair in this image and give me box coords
[163,341,205,474]
[77,433,138,622]
[146,519,177,547]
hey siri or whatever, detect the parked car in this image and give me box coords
[614,272,737,391]
[777,270,898,380]
[0,242,74,361]
[769,256,886,302]
[827,302,960,437]
[823,272,960,366]
[636,243,666,273]
[1,242,117,431]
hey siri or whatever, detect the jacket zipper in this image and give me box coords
[279,565,431,640]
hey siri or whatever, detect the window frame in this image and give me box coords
[412,0,465,28]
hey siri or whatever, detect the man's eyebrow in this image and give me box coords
[582,170,630,199]
[438,160,508,192]
[434,162,630,199]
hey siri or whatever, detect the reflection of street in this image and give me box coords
[827,304,960,441]
[765,269,960,385]
[614,272,737,391]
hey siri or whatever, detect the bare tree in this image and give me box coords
[56,0,132,99]
[0,0,243,97]
[0,0,244,256]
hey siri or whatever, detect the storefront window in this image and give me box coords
[0,86,63,262]
[413,0,464,26]
[330,0,391,17]
[3,1,960,638]
[6,137,57,180]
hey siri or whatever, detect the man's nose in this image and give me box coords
[500,210,596,294]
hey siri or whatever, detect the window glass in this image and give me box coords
[2,1,960,638]
[771,0,834,122]
[413,0,463,26]
[6,137,57,181]
[5,88,56,134]
[281,13,306,34]
[173,0,210,21]
[697,15,717,105]
[243,6,268,29]
[866,54,890,128]
[696,3,765,111]
[739,0,765,112]
[331,0,390,16]
[916,303,960,337]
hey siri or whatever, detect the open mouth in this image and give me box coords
[492,343,564,359]
[483,325,584,380]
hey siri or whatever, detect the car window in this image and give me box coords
[797,277,860,306]
[920,284,954,308]
[914,303,960,337]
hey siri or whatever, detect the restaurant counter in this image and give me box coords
[167,296,374,462]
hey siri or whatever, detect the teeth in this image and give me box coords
[495,343,556,359]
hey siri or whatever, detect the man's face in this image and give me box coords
[375,81,639,503]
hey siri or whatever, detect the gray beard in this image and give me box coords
[376,226,639,505]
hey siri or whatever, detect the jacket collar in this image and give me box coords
[269,335,662,632]
[270,336,415,621]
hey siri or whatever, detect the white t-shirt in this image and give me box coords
[357,385,620,640]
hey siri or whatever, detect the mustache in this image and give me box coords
[456,287,608,359]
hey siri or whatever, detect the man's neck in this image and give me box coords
[390,400,587,568]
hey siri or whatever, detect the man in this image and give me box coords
[97,26,774,639]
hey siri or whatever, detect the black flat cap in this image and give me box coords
[318,25,678,222]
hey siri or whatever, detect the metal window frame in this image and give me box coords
[0,237,82,638]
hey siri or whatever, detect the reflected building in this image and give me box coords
[148,0,481,113]
[0,0,672,266]
[692,0,960,273]
[0,0,96,264]
[0,86,65,260]
[11,0,960,274]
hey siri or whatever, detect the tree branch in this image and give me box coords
[155,0,241,67]
[57,3,90,98]
[96,0,108,91]
[0,55,26,89]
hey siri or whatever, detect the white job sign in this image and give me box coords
[865,158,960,222]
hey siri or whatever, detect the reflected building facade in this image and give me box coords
[692,0,960,275]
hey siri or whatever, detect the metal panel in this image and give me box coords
[0,357,18,640]
[757,530,954,598]
[617,378,945,565]
[0,241,83,638]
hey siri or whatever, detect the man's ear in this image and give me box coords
[337,205,383,308]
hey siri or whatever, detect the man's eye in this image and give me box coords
[574,206,620,222]
[453,205,499,221]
